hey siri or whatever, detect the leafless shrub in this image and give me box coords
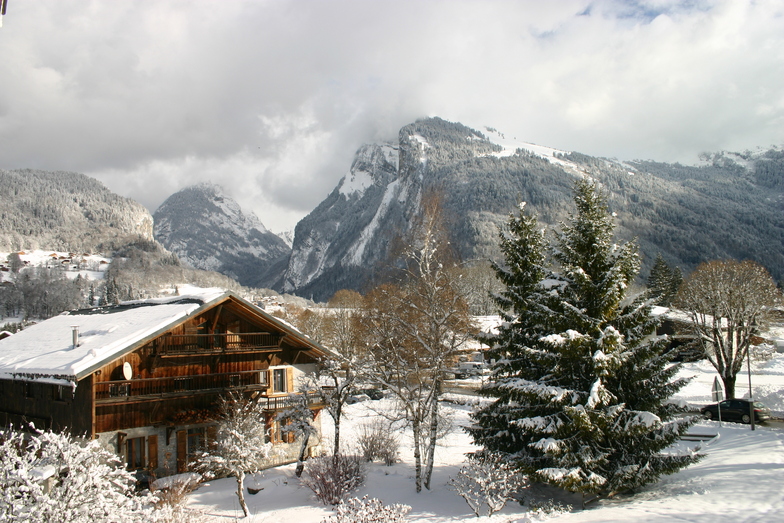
[303,455,365,505]
[356,420,399,466]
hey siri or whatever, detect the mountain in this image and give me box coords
[283,117,784,301]
[153,183,291,288]
[0,169,154,252]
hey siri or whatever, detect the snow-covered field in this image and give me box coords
[187,355,784,522]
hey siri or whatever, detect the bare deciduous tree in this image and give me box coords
[278,392,319,478]
[675,259,780,398]
[292,290,366,457]
[361,195,474,492]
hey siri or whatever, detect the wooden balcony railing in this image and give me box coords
[261,392,324,411]
[94,372,325,411]
[153,332,282,356]
[95,369,269,401]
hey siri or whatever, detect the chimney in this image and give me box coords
[71,326,79,350]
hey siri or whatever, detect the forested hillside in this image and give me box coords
[0,169,154,252]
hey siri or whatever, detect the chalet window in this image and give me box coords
[228,374,240,387]
[109,383,130,397]
[274,417,295,444]
[174,377,193,392]
[258,370,269,387]
[126,437,145,470]
[25,382,35,399]
[53,384,67,402]
[187,427,206,464]
[273,368,287,393]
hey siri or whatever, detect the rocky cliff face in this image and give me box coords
[0,169,154,253]
[283,118,518,300]
[283,117,784,301]
[153,183,291,288]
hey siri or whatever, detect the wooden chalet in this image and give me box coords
[0,289,333,478]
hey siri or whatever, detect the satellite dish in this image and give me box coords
[122,362,133,381]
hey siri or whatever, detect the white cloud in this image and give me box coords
[1,0,782,231]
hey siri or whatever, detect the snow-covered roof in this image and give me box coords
[0,288,227,382]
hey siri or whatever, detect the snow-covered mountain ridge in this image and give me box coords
[282,117,784,301]
[153,183,290,289]
[3,120,782,302]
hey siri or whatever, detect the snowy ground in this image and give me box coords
[0,250,110,283]
[187,354,784,522]
[676,355,784,416]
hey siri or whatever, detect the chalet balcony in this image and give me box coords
[96,369,269,402]
[153,332,283,356]
[94,371,324,410]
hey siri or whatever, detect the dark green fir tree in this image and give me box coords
[647,253,682,307]
[469,179,700,500]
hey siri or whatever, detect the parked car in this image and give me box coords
[354,388,384,400]
[700,399,771,424]
[346,393,371,405]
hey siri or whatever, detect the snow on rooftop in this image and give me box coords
[0,288,226,380]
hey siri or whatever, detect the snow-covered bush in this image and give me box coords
[321,495,411,523]
[150,474,206,522]
[303,454,365,505]
[0,425,156,522]
[750,343,776,363]
[448,452,527,517]
[526,498,573,518]
[356,419,399,465]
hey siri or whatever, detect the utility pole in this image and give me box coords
[747,347,755,431]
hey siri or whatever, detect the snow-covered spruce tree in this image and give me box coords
[469,179,700,500]
[197,392,272,518]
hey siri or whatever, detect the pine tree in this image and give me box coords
[105,278,120,305]
[469,179,700,500]
[648,253,682,306]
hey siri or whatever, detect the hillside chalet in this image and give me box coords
[0,289,333,478]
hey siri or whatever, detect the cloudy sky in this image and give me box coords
[1,1,782,233]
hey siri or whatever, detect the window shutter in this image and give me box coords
[286,367,294,393]
[176,430,187,473]
[206,424,218,451]
[147,435,158,472]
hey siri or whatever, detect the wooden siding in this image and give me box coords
[90,299,318,433]
[0,375,92,436]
